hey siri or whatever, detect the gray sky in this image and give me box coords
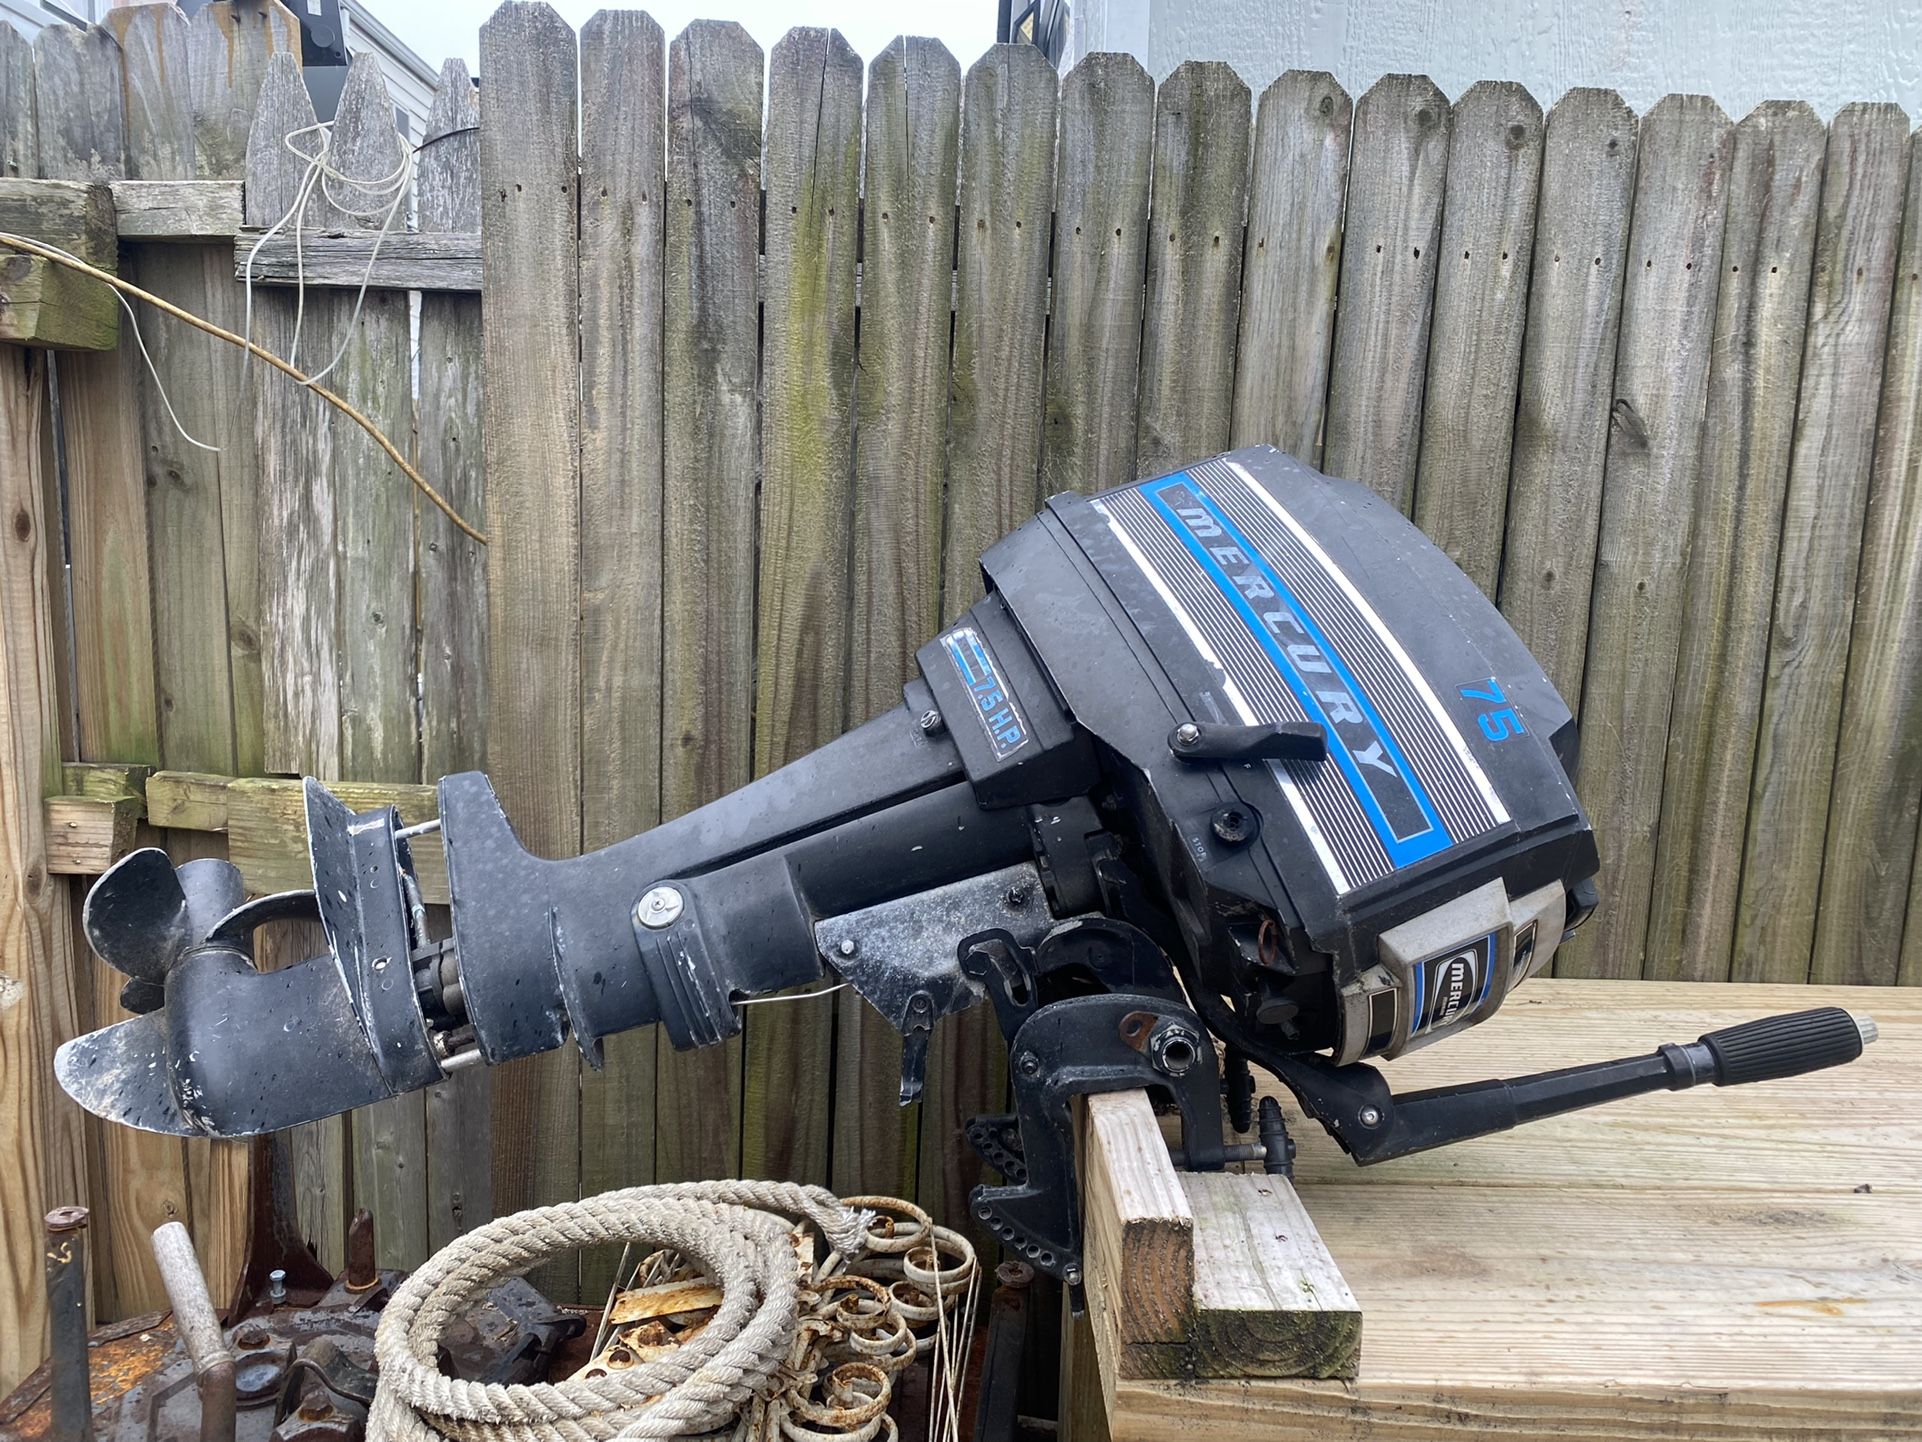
[378,1,1000,76]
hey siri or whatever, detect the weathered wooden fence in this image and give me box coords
[1,0,1919,1386]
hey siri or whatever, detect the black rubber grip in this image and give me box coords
[1698,1007,1866,1087]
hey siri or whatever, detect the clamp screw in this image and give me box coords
[1173,722,1202,750]
[1358,1105,1382,1128]
[267,1268,288,1303]
[635,886,685,930]
[918,709,945,734]
[1016,1050,1042,1079]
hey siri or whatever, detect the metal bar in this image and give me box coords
[45,1206,93,1442]
[151,1221,237,1442]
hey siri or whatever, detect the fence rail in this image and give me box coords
[0,0,1917,1385]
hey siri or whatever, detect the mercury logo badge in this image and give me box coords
[942,626,1030,761]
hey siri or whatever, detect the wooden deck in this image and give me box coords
[1074,980,1922,1440]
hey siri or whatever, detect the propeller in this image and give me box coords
[84,850,247,1012]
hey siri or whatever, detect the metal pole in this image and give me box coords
[151,1221,237,1442]
[44,1206,93,1442]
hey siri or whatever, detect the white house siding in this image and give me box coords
[1064,0,1922,119]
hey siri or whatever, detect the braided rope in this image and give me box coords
[370,1182,868,1442]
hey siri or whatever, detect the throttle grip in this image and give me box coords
[1697,1007,1876,1087]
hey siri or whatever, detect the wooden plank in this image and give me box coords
[1827,129,1922,989]
[1040,52,1152,495]
[43,795,139,874]
[1737,104,1913,986]
[1565,96,1733,980]
[1322,75,1450,511]
[61,763,150,802]
[926,40,1058,1240]
[574,12,661,1249]
[1081,1093,1360,1384]
[310,56,427,1272]
[107,4,194,183]
[33,28,161,777]
[144,770,231,830]
[224,776,444,897]
[33,24,122,182]
[187,2,299,180]
[247,57,339,765]
[232,230,480,290]
[1134,61,1250,478]
[572,13,660,1285]
[837,35,960,1201]
[0,176,118,349]
[479,1,583,1247]
[656,17,761,1185]
[742,26,862,1189]
[112,179,242,240]
[1081,1091,1193,1346]
[1410,82,1543,595]
[1230,71,1351,463]
[0,349,89,1392]
[941,43,1057,614]
[1094,980,1922,1441]
[0,24,36,180]
[1643,103,1826,983]
[1497,89,1638,705]
[416,58,491,1258]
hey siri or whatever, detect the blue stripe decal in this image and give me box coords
[941,625,1031,761]
[1143,474,1452,868]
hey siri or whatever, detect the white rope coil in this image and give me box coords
[370,1181,869,1442]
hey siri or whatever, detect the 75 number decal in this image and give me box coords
[1460,678,1525,742]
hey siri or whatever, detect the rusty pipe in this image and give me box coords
[151,1221,237,1442]
[45,1206,93,1442]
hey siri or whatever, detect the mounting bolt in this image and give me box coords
[918,708,944,734]
[1150,1024,1202,1078]
[1358,1105,1382,1128]
[635,886,685,930]
[837,937,857,958]
[1063,1263,1083,1287]
[267,1268,287,1303]
[1173,722,1202,750]
[1016,1050,1042,1079]
[1211,804,1257,846]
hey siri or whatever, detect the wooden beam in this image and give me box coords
[111,179,242,241]
[61,761,150,802]
[1079,1089,1362,1384]
[0,177,117,348]
[43,794,139,874]
[144,770,232,830]
[234,229,480,291]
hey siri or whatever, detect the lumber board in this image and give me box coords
[186,2,299,180]
[1645,103,1825,982]
[1497,89,1638,704]
[1080,1091,1361,1383]
[0,349,88,1392]
[1410,81,1543,595]
[223,775,445,899]
[479,4,584,1264]
[1826,129,1922,989]
[32,24,120,182]
[233,230,481,291]
[1134,61,1250,478]
[1041,52,1152,495]
[247,55,340,766]
[1230,70,1351,463]
[0,25,36,181]
[743,26,862,1189]
[574,16,661,1260]
[942,43,1057,617]
[1737,103,1913,985]
[1092,981,1922,1440]
[0,177,117,348]
[112,179,241,240]
[927,41,1058,1238]
[61,763,150,802]
[837,35,960,1201]
[414,60,490,1260]
[656,18,761,1185]
[1322,75,1450,511]
[42,795,139,875]
[1567,95,1733,980]
[317,57,429,1273]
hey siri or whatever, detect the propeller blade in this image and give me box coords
[176,857,247,946]
[56,944,398,1137]
[83,849,190,981]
